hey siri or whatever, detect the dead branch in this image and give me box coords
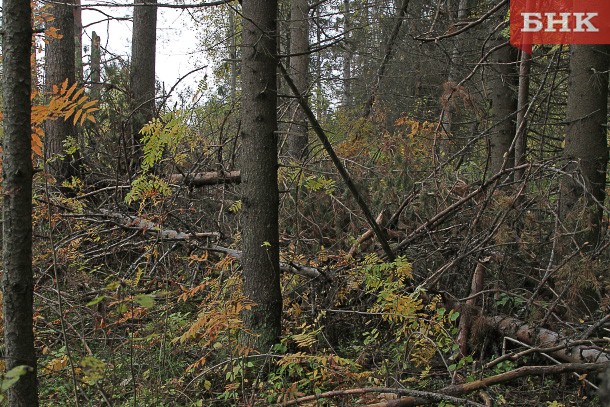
[457,258,488,355]
[348,210,385,257]
[169,170,241,187]
[441,362,608,396]
[370,363,608,407]
[97,211,325,279]
[488,315,610,364]
[278,386,484,407]
[203,245,326,280]
[100,210,220,240]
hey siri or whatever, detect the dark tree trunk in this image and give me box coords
[288,0,309,158]
[560,45,609,250]
[2,0,39,403]
[239,0,283,352]
[45,0,79,183]
[130,0,157,171]
[488,43,518,177]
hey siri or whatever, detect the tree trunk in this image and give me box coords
[74,0,83,83]
[130,0,157,171]
[2,0,39,403]
[228,6,238,104]
[342,0,352,108]
[514,50,531,182]
[45,0,79,183]
[488,43,518,177]
[288,0,309,158]
[91,31,101,100]
[440,0,469,137]
[239,0,282,353]
[560,44,609,251]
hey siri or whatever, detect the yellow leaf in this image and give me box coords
[82,100,98,109]
[45,355,69,372]
[73,110,83,125]
[60,79,69,95]
[87,115,96,124]
[72,87,85,101]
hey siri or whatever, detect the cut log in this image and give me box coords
[487,315,610,364]
[169,170,241,187]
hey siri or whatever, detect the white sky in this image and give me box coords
[81,3,206,95]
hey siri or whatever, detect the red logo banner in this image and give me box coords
[510,0,610,53]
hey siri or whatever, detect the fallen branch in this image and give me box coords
[442,362,608,396]
[100,210,220,240]
[488,315,610,364]
[369,362,608,407]
[97,211,326,279]
[278,386,484,407]
[203,245,327,280]
[169,170,241,187]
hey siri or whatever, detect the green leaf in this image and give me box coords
[2,365,32,391]
[133,294,155,308]
[86,295,105,307]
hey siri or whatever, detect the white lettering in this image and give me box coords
[544,12,571,32]
[522,12,543,32]
[573,12,599,32]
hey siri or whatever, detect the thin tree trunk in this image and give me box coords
[342,0,352,108]
[288,0,309,158]
[514,50,531,182]
[228,6,237,104]
[45,0,79,183]
[440,0,469,131]
[74,0,83,83]
[2,0,39,402]
[361,0,409,119]
[239,0,282,353]
[130,0,157,171]
[91,31,101,99]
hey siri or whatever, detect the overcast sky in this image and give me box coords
[81,2,207,95]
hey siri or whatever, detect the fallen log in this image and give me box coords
[368,362,609,407]
[169,170,241,187]
[278,386,484,407]
[98,211,325,280]
[487,315,610,364]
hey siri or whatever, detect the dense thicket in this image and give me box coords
[0,0,608,405]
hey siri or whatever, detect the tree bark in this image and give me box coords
[560,45,609,251]
[169,170,241,187]
[342,0,352,108]
[130,0,157,171]
[91,31,101,100]
[514,50,531,182]
[2,0,39,402]
[288,0,309,158]
[439,0,469,137]
[74,0,83,83]
[45,0,79,183]
[488,43,518,177]
[240,0,283,353]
